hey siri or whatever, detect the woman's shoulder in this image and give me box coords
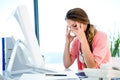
[95,30,107,38]
[93,30,108,42]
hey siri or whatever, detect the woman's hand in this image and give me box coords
[65,26,75,43]
[70,22,86,43]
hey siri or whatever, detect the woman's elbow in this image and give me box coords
[63,62,72,69]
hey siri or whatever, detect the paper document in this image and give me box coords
[19,71,79,80]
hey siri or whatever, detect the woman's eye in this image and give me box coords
[73,24,77,27]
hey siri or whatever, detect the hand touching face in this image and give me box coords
[67,19,87,42]
[65,25,75,43]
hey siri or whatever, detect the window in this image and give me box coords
[38,0,120,71]
[0,0,120,72]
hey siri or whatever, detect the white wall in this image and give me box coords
[0,0,34,39]
[37,0,120,71]
[38,0,120,53]
[0,0,120,72]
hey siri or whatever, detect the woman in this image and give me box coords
[63,8,111,70]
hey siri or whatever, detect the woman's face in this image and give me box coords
[66,19,87,31]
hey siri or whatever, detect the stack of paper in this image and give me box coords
[83,68,120,79]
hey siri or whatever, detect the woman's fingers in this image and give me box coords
[80,24,84,31]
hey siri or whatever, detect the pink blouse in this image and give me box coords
[70,31,111,70]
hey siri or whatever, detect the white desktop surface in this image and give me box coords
[19,71,80,80]
[5,63,120,80]
[6,68,120,80]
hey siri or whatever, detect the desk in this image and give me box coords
[4,68,120,80]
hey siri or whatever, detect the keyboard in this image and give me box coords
[8,66,57,78]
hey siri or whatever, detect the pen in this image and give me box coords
[45,74,67,76]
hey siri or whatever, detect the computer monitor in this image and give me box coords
[6,5,45,76]
[14,5,45,68]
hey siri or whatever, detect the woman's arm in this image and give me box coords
[81,36,98,68]
[63,26,75,69]
[63,41,74,68]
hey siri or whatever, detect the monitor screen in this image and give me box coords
[6,5,45,76]
[14,5,44,68]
